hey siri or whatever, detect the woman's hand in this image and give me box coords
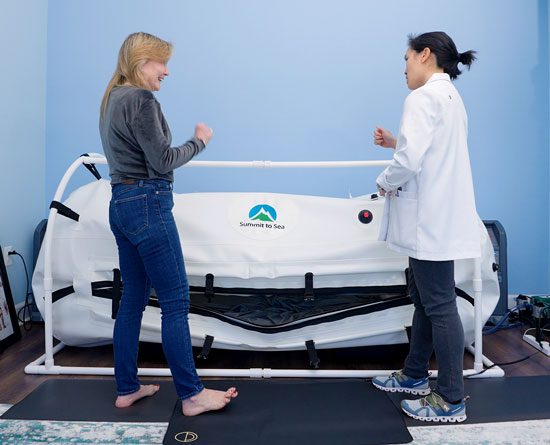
[373,127,396,149]
[195,123,214,146]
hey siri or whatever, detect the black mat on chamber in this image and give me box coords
[387,375,550,426]
[163,379,413,445]
[1,379,177,422]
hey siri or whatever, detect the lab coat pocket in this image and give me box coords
[388,191,418,252]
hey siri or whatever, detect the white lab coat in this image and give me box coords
[377,73,481,261]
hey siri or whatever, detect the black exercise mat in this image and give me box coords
[387,375,550,426]
[163,379,413,445]
[1,379,176,422]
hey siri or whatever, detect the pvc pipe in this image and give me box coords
[81,154,107,165]
[22,364,504,379]
[25,340,499,378]
[24,342,66,373]
[42,156,89,369]
[186,160,392,168]
[464,344,505,377]
[30,154,500,381]
[80,155,391,169]
[472,257,484,372]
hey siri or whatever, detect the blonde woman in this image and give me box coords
[100,32,237,415]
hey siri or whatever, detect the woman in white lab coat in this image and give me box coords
[371,32,479,423]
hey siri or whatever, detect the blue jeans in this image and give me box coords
[403,257,464,403]
[109,179,204,400]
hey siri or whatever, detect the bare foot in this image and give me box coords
[182,387,238,416]
[115,384,160,408]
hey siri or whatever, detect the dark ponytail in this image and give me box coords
[408,32,477,80]
[458,50,476,69]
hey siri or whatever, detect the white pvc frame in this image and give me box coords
[26,154,504,378]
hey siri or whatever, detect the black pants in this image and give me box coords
[403,257,464,402]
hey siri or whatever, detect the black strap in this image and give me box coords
[91,281,116,299]
[455,287,474,305]
[50,201,80,222]
[52,285,75,303]
[304,272,314,302]
[92,280,114,288]
[205,274,214,303]
[111,269,122,320]
[305,339,320,368]
[80,153,102,180]
[196,335,214,360]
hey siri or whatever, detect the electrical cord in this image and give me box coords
[482,302,530,335]
[465,348,544,378]
[468,304,549,378]
[9,250,34,331]
[483,321,522,334]
[467,321,549,378]
[523,327,550,336]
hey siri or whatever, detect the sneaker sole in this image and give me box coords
[372,381,431,395]
[402,408,467,423]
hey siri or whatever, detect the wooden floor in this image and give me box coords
[1,322,548,405]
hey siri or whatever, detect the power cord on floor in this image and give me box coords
[8,250,34,331]
[465,347,544,378]
[470,303,549,378]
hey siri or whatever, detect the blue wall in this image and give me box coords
[2,0,547,303]
[547,0,550,297]
[0,0,48,306]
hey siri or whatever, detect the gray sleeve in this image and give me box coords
[132,98,206,174]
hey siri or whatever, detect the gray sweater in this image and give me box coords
[99,86,205,184]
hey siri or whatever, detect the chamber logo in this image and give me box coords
[239,203,285,231]
[248,204,277,222]
[231,199,296,240]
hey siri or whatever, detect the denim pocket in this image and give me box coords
[114,193,148,235]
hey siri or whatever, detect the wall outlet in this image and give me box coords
[2,245,13,267]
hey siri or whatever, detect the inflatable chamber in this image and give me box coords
[32,161,500,356]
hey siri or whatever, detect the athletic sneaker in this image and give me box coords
[372,370,431,395]
[401,392,467,423]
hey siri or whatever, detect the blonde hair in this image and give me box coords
[100,32,173,116]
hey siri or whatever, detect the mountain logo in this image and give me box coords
[248,204,277,222]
